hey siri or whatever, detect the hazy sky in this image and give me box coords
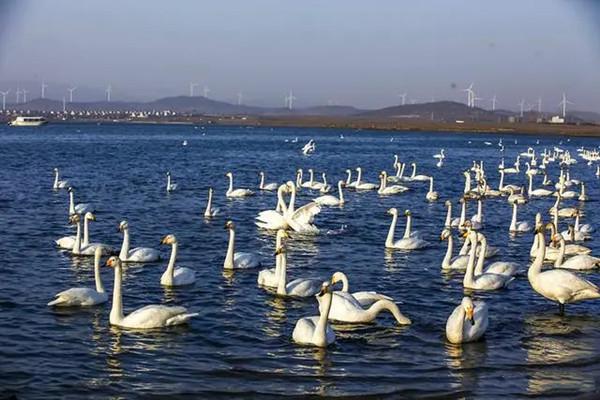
[1,0,599,111]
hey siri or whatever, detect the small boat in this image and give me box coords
[9,116,48,127]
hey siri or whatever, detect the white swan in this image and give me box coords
[561,225,589,242]
[498,170,521,193]
[463,231,513,290]
[507,187,527,205]
[552,234,600,270]
[578,182,589,201]
[470,199,483,228]
[56,211,95,250]
[259,172,278,191]
[225,172,254,198]
[509,202,531,233]
[48,247,108,307]
[314,180,345,206]
[166,171,177,192]
[223,221,261,270]
[118,221,160,263]
[292,282,335,347]
[68,187,94,215]
[160,234,196,286]
[345,169,358,189]
[105,256,198,329]
[53,168,69,190]
[320,272,411,325]
[354,167,378,190]
[440,228,469,270]
[257,229,287,288]
[306,169,325,190]
[378,171,408,195]
[385,208,428,250]
[475,233,518,277]
[426,177,439,201]
[256,184,289,230]
[203,187,220,218]
[408,163,430,181]
[444,200,453,228]
[574,210,594,234]
[296,169,313,189]
[445,297,488,344]
[549,195,579,218]
[528,225,600,314]
[283,182,321,234]
[528,174,553,197]
[70,214,115,256]
[273,244,322,297]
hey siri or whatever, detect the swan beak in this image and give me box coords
[466,308,475,325]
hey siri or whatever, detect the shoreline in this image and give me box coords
[6,115,600,137]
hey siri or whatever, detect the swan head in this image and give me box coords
[118,221,128,232]
[84,212,96,221]
[355,167,361,172]
[461,297,475,325]
[69,213,81,224]
[161,234,177,245]
[225,220,235,230]
[166,171,171,176]
[440,228,451,241]
[225,172,233,177]
[53,167,59,173]
[105,256,122,269]
[445,200,452,207]
[338,180,345,187]
[317,281,331,298]
[404,210,412,217]
[330,271,347,286]
[67,186,74,193]
[387,207,398,216]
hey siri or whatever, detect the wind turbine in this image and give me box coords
[398,93,407,106]
[62,96,66,113]
[67,86,77,103]
[518,99,526,118]
[106,85,112,102]
[203,85,210,98]
[0,89,10,110]
[559,92,573,118]
[22,89,28,103]
[15,88,21,104]
[537,97,542,113]
[285,90,296,110]
[237,92,243,105]
[462,83,475,107]
[472,94,483,108]
[491,95,497,111]
[41,82,48,99]
[189,82,199,97]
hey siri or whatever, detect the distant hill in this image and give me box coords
[359,101,501,122]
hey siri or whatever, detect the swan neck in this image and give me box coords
[554,237,565,267]
[386,213,397,247]
[53,172,59,188]
[83,217,90,246]
[259,173,265,189]
[338,182,344,203]
[475,237,486,276]
[444,203,452,227]
[459,201,466,225]
[403,214,412,239]
[528,232,545,279]
[442,234,453,268]
[94,251,104,293]
[315,291,332,345]
[204,189,213,216]
[119,227,130,260]
[429,177,434,192]
[69,191,75,214]
[110,264,124,325]
[227,174,233,193]
[510,203,517,231]
[224,229,235,270]
[73,219,82,254]
[167,242,177,278]
[463,235,477,287]
[367,299,410,325]
[276,249,287,295]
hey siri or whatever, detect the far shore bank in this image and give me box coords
[5,115,600,137]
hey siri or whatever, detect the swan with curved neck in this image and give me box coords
[56,211,95,250]
[445,296,488,344]
[53,168,69,190]
[48,247,108,307]
[273,244,322,297]
[259,172,278,191]
[70,213,114,256]
[292,282,336,347]
[204,187,219,218]
[68,187,93,215]
[225,172,254,198]
[322,272,411,325]
[160,234,196,286]
[385,208,427,250]
[528,225,600,314]
[345,169,357,188]
[224,221,261,270]
[509,202,531,233]
[329,271,395,306]
[257,229,288,288]
[426,177,439,201]
[463,230,513,290]
[118,220,160,263]
[105,256,198,329]
[314,180,345,206]
[552,234,600,270]
[440,228,469,270]
[355,167,377,190]
[528,174,552,197]
[409,163,430,181]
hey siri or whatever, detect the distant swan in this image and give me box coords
[118,220,160,263]
[314,180,345,206]
[225,171,254,198]
[68,187,94,215]
[53,168,69,190]
[259,171,278,191]
[166,171,177,192]
[203,187,220,218]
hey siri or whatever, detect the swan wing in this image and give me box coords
[121,305,196,329]
[286,278,322,297]
[559,255,600,270]
[48,288,107,307]
[292,316,319,344]
[234,252,261,269]
[292,202,321,225]
[257,267,278,287]
[352,291,393,307]
[464,302,489,341]
[472,273,513,290]
[172,267,196,286]
[484,261,519,277]
[126,247,160,262]
[56,236,76,249]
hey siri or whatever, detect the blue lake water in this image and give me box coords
[1,123,600,399]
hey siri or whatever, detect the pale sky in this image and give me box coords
[0,0,599,111]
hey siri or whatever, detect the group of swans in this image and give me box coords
[385,208,428,250]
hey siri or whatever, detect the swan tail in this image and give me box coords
[166,312,199,326]
[369,299,411,325]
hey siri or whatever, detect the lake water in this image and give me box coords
[1,123,599,399]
